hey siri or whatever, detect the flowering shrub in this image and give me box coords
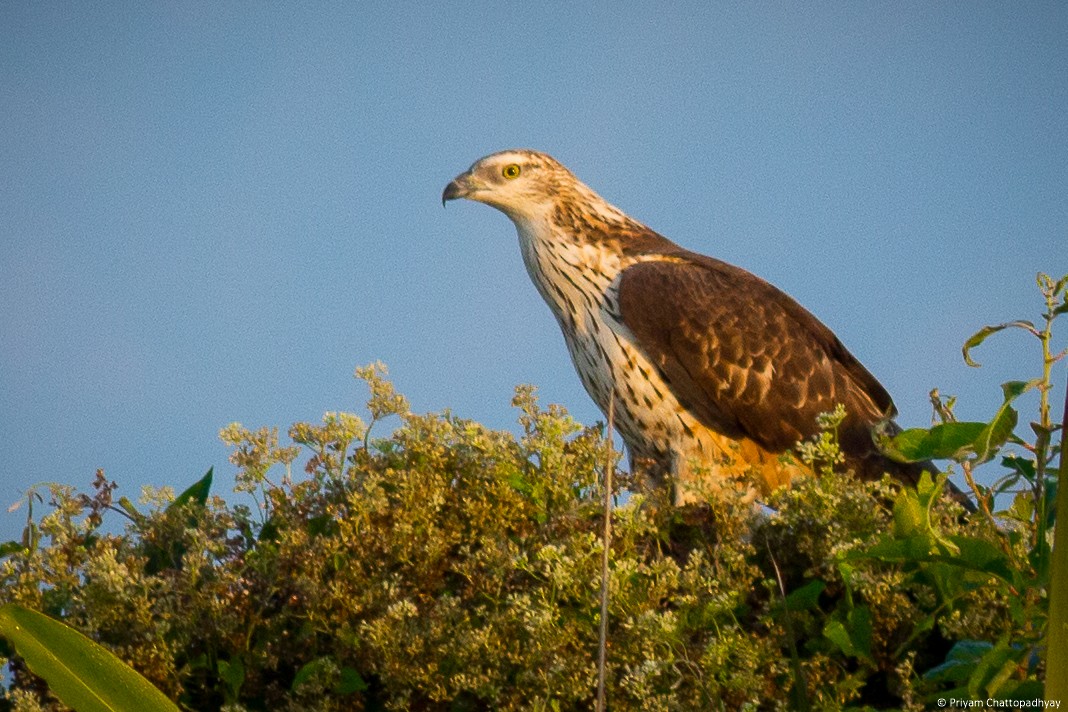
[1,274,1063,711]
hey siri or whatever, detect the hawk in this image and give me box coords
[443,149,970,508]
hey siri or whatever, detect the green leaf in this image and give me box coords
[258,514,281,543]
[924,640,993,683]
[0,603,179,712]
[823,610,872,662]
[218,656,245,699]
[292,658,327,691]
[145,468,216,575]
[972,408,1018,464]
[169,467,213,511]
[1001,454,1036,480]
[116,497,144,524]
[824,619,856,657]
[945,536,1018,585]
[970,380,1036,464]
[507,471,534,496]
[860,533,1016,587]
[962,321,1036,367]
[336,666,368,695]
[892,489,926,538]
[846,606,873,661]
[1043,477,1059,529]
[783,579,825,612]
[999,379,1035,402]
[993,680,1046,702]
[23,521,39,551]
[0,541,23,558]
[866,533,939,561]
[306,513,337,539]
[884,422,986,462]
[885,382,1033,465]
[292,659,366,696]
[965,638,1022,699]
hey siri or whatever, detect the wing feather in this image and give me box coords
[617,254,894,456]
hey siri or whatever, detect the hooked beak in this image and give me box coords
[441,171,476,207]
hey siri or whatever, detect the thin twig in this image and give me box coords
[596,394,614,712]
[960,460,996,524]
[766,537,810,711]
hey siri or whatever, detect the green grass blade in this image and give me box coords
[0,604,179,712]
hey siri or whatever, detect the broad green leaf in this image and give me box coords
[972,407,1018,464]
[847,606,874,661]
[885,382,1032,464]
[823,619,856,657]
[966,638,1023,699]
[946,536,1018,585]
[292,659,366,695]
[872,533,939,560]
[823,610,872,662]
[292,658,328,691]
[0,603,179,712]
[924,640,993,683]
[860,537,910,561]
[169,467,213,511]
[860,535,1016,586]
[306,513,338,539]
[258,514,281,543]
[145,468,215,575]
[884,422,986,462]
[963,321,1036,367]
[1004,491,1034,523]
[783,579,825,612]
[218,656,245,699]
[998,680,1046,702]
[970,380,1036,464]
[507,471,534,496]
[892,490,925,538]
[336,666,368,695]
[1001,454,1036,480]
[999,380,1036,402]
[914,469,939,499]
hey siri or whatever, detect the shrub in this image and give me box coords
[1,275,1064,711]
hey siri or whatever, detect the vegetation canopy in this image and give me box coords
[1,273,1065,711]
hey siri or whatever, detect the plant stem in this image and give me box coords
[1045,367,1068,704]
[596,394,614,712]
[1035,281,1057,548]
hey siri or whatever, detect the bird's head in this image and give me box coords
[442,149,578,221]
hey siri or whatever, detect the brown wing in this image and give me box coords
[616,254,895,456]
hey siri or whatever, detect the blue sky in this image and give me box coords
[2,3,1065,543]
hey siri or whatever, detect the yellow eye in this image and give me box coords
[502,163,521,179]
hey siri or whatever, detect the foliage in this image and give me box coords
[0,604,179,712]
[0,278,1064,711]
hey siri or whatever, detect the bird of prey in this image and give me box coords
[442,149,969,508]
